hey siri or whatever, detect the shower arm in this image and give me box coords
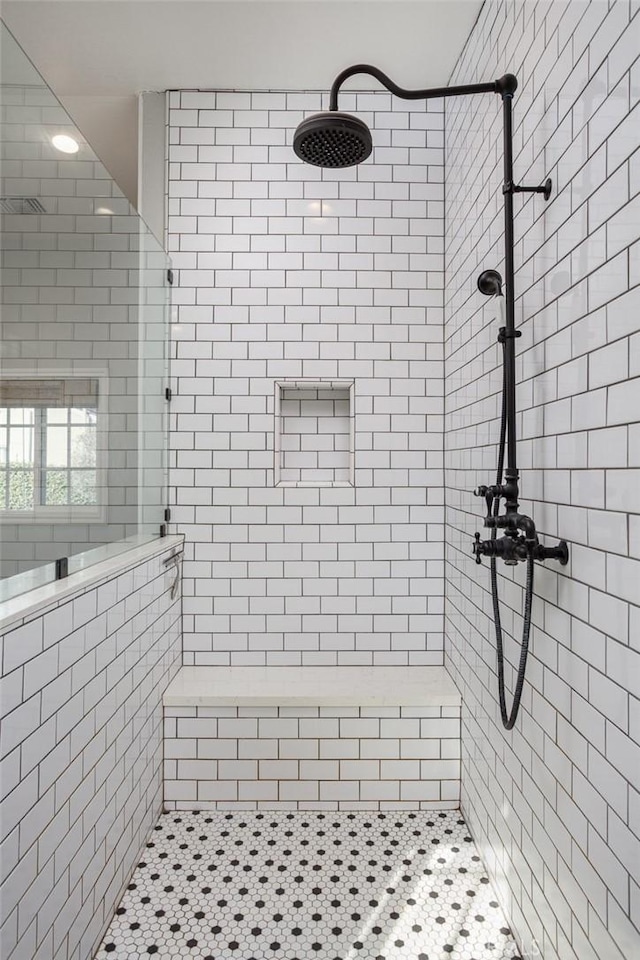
[330,65,552,519]
[328,64,500,110]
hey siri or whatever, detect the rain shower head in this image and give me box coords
[292,65,510,169]
[292,111,373,168]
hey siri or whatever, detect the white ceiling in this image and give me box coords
[1,0,483,204]
[2,0,482,95]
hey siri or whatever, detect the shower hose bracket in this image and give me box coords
[503,177,552,201]
[497,326,521,343]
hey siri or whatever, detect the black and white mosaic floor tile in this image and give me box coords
[95,810,522,960]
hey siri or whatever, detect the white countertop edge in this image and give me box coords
[163,665,462,707]
[0,534,184,634]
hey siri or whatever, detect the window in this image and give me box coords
[0,378,102,520]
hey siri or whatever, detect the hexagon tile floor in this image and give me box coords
[94,810,522,960]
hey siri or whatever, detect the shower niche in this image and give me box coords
[274,380,354,486]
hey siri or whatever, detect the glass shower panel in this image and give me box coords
[0,22,170,600]
[137,228,171,539]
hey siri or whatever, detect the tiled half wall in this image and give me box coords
[0,543,181,960]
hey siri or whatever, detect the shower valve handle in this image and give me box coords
[473,532,528,565]
[473,532,483,563]
[474,530,569,566]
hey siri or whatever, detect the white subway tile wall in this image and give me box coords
[164,704,460,810]
[445,2,639,959]
[0,547,181,960]
[167,89,446,668]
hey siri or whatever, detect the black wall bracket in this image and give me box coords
[504,177,552,200]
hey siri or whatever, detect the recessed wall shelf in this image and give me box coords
[274,379,355,487]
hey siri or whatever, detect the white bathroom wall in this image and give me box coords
[444,2,639,958]
[0,542,181,960]
[167,89,446,667]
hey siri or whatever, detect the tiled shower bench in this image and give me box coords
[163,666,462,811]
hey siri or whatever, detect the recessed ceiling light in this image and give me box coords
[51,134,79,154]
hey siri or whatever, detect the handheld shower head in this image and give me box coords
[293,111,372,168]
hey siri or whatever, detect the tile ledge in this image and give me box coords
[0,534,184,634]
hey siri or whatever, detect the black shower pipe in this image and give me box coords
[500,79,524,510]
[329,63,499,110]
[328,66,549,511]
[326,65,568,731]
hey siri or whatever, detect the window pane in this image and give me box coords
[46,408,68,424]
[70,470,96,505]
[46,426,69,468]
[0,390,102,515]
[8,469,34,509]
[9,408,34,425]
[71,407,95,425]
[9,426,34,465]
[70,425,96,467]
[45,470,68,505]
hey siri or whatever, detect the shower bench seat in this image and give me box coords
[163,666,462,812]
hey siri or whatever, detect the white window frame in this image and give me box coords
[0,368,108,524]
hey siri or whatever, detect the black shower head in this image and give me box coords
[292,64,509,169]
[293,111,373,168]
